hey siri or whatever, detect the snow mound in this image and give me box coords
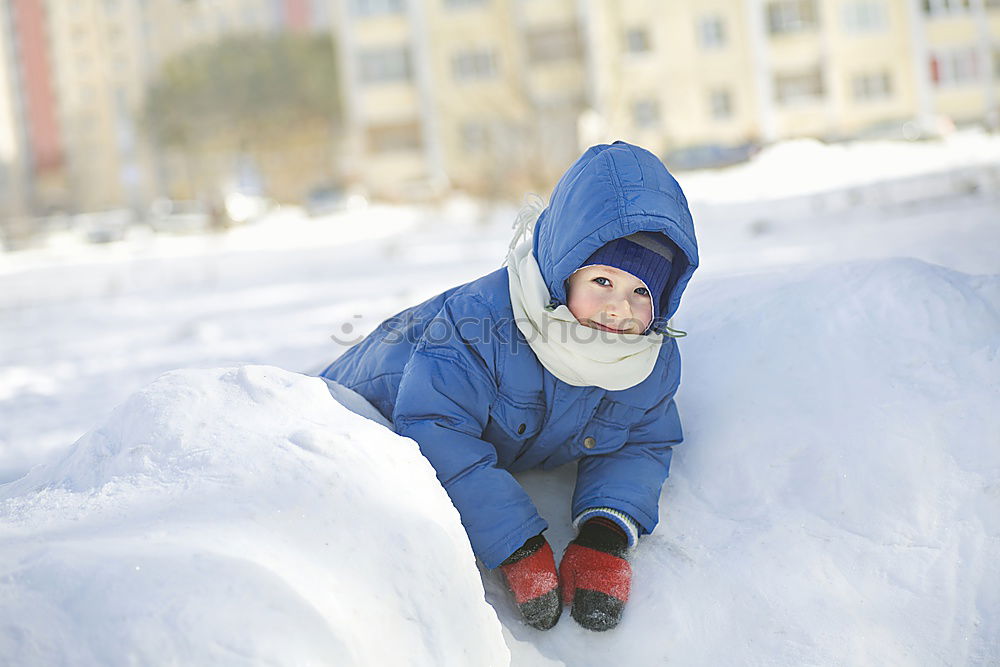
[0,366,509,666]
[653,259,999,664]
[499,258,999,665]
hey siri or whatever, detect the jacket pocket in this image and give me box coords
[489,393,545,441]
[481,393,546,468]
[576,398,645,455]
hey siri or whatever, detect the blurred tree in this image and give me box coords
[143,34,342,204]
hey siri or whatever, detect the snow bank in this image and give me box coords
[666,259,1000,662]
[0,366,509,666]
[681,129,1000,203]
[497,258,999,665]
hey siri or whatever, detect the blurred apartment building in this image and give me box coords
[0,0,325,220]
[333,0,592,199]
[1,0,997,218]
[338,0,999,199]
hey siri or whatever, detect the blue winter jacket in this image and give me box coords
[320,142,699,568]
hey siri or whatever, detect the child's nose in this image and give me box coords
[604,296,632,318]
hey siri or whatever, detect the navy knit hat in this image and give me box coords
[580,232,675,319]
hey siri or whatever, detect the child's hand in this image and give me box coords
[559,517,631,631]
[498,534,561,630]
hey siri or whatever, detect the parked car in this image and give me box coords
[853,115,955,142]
[662,142,759,171]
[304,185,368,217]
[147,199,211,234]
[77,209,134,244]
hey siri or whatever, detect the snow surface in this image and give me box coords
[0,366,508,665]
[1,132,998,664]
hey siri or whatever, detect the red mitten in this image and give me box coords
[498,534,561,630]
[559,517,631,631]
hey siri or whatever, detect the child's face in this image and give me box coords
[566,265,654,334]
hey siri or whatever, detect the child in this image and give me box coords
[319,141,698,631]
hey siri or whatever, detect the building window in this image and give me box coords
[113,53,130,76]
[842,1,888,33]
[625,28,652,54]
[922,0,971,15]
[709,88,733,119]
[114,87,136,154]
[851,71,893,101]
[452,49,498,82]
[460,122,490,154]
[367,121,422,153]
[632,99,661,129]
[350,0,405,18]
[930,48,979,87]
[766,0,819,35]
[358,46,412,84]
[525,25,582,64]
[445,0,488,7]
[774,68,824,104]
[698,16,726,49]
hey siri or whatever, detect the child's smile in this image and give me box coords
[566,265,654,335]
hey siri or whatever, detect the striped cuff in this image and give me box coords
[573,507,640,550]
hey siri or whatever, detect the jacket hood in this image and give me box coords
[532,141,699,332]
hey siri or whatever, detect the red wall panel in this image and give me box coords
[12,0,62,172]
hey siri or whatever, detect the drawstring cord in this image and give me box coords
[659,323,687,338]
[504,193,546,268]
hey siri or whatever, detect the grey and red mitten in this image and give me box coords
[559,517,631,631]
[498,534,561,630]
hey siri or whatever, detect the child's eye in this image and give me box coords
[634,287,650,297]
[592,277,611,286]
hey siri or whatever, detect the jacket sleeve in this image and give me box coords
[571,344,683,538]
[391,297,547,569]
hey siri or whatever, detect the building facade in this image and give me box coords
[45,0,294,213]
[1,0,67,220]
[334,0,590,199]
[4,0,998,216]
[4,0,324,219]
[0,4,27,222]
[338,0,999,199]
[588,0,1000,147]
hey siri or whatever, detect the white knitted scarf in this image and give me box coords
[506,231,664,391]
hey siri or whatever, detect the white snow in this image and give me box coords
[680,128,1000,202]
[1,131,998,665]
[0,365,508,665]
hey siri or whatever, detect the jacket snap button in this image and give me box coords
[583,436,596,449]
[517,423,526,435]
